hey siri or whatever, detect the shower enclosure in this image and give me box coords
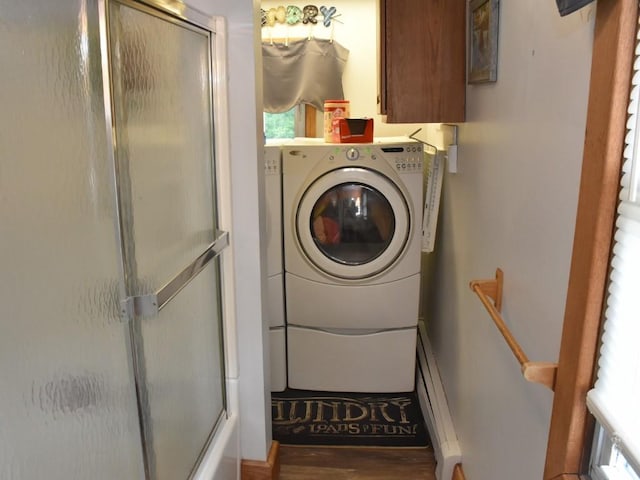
[0,1,233,478]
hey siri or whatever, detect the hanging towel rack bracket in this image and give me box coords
[470,267,503,312]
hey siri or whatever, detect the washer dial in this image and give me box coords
[346,147,360,161]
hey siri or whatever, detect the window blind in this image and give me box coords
[586,14,640,475]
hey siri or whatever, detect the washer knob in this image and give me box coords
[346,147,360,161]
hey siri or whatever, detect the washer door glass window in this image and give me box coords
[311,183,394,265]
[296,167,411,280]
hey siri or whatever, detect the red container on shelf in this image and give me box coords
[333,118,374,143]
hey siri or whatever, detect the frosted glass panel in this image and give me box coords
[110,3,216,296]
[109,3,225,479]
[0,1,144,478]
[142,261,225,480]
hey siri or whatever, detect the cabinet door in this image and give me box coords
[380,0,466,123]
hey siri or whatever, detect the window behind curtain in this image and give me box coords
[264,105,305,140]
[586,12,640,480]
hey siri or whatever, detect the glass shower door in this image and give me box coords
[108,2,227,478]
[0,1,145,478]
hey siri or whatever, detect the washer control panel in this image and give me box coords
[326,143,424,173]
[384,144,422,173]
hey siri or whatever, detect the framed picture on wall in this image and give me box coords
[468,0,499,84]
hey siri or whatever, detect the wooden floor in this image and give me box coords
[278,445,437,480]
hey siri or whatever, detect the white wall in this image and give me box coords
[429,2,595,479]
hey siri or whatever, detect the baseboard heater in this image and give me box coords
[416,321,462,480]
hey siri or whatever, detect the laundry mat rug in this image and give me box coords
[271,389,430,447]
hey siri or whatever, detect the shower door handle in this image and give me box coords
[121,230,229,318]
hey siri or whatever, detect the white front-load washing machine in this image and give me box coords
[264,144,286,392]
[282,137,423,393]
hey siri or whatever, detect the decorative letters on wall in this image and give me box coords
[261,5,342,27]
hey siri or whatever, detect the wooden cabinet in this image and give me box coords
[380,0,466,123]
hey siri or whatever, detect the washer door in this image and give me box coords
[296,167,410,279]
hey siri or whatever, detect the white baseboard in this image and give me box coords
[416,321,462,480]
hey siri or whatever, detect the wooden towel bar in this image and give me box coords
[469,269,558,391]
